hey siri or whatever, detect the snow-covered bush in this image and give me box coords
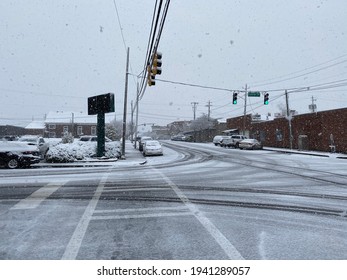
[45,141,121,163]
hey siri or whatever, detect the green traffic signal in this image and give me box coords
[232,92,238,105]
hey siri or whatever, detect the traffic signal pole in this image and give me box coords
[243,84,248,136]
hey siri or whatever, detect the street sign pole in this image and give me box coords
[97,112,105,157]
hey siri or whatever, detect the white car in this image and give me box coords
[238,139,263,150]
[139,136,152,152]
[78,135,112,142]
[213,135,230,146]
[18,135,50,159]
[142,140,163,156]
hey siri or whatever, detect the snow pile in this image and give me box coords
[45,141,121,163]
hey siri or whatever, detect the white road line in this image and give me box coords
[151,167,245,260]
[10,182,67,210]
[94,206,188,214]
[102,187,171,192]
[92,211,193,220]
[61,166,114,260]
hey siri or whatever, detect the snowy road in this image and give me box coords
[0,141,346,259]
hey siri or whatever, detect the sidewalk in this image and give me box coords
[263,146,347,159]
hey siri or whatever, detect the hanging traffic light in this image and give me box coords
[264,93,269,105]
[147,66,155,86]
[152,52,162,75]
[232,92,238,104]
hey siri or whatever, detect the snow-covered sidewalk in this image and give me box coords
[262,146,347,159]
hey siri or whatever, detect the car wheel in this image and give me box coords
[7,158,19,169]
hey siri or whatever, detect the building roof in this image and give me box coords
[25,120,45,129]
[45,111,115,124]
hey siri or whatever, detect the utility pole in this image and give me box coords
[130,100,134,142]
[206,100,212,121]
[121,47,129,158]
[134,81,140,149]
[309,96,317,113]
[285,89,293,150]
[191,102,198,120]
[243,84,248,136]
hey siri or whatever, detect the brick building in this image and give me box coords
[226,108,347,153]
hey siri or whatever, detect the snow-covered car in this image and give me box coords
[213,135,230,146]
[238,139,263,150]
[0,141,41,169]
[142,140,163,156]
[18,135,50,159]
[139,136,152,152]
[78,135,112,142]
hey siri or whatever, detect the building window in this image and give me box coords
[77,126,83,135]
[49,124,56,129]
[91,126,96,135]
[49,132,56,138]
[63,126,69,133]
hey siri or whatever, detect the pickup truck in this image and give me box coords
[220,135,247,148]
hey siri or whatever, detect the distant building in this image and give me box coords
[25,120,45,136]
[226,108,347,153]
[25,111,115,138]
[167,121,191,136]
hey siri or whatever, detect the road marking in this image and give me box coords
[151,167,245,260]
[102,187,171,192]
[10,182,67,210]
[92,211,193,220]
[61,166,114,260]
[94,205,188,214]
[92,205,191,220]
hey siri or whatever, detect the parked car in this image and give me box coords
[238,139,263,150]
[142,140,163,156]
[78,135,112,142]
[139,136,152,151]
[220,137,234,148]
[18,135,50,159]
[0,141,41,169]
[0,135,18,141]
[171,134,192,141]
[213,135,230,146]
[229,135,248,148]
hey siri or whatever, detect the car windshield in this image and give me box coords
[18,138,37,144]
[146,141,160,146]
[1,1,346,276]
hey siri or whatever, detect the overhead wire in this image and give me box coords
[138,0,171,100]
[250,54,347,87]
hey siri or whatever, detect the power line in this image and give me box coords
[139,0,171,100]
[112,0,127,53]
[250,54,347,87]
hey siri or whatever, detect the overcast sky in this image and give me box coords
[1,0,346,127]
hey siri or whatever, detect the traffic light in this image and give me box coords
[147,66,155,86]
[232,92,238,104]
[151,52,162,75]
[264,93,269,105]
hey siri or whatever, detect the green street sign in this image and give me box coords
[248,91,261,97]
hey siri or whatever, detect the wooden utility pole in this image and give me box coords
[285,89,293,150]
[121,47,130,158]
[206,100,212,121]
[191,102,198,120]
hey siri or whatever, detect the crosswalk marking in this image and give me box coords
[10,181,67,210]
